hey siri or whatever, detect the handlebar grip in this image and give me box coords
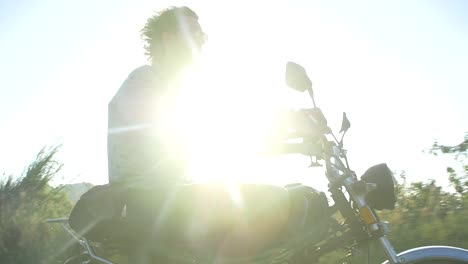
[288,108,328,138]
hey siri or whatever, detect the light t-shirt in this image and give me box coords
[107,65,184,185]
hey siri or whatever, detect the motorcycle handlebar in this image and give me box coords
[278,142,323,157]
[288,108,328,139]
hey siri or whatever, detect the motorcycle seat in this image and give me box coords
[127,183,290,257]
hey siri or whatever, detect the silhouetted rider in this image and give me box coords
[106,6,206,263]
[108,6,206,187]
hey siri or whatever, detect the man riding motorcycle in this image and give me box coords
[70,6,207,263]
[69,7,327,264]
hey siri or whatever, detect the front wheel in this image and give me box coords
[412,260,468,264]
[383,246,468,264]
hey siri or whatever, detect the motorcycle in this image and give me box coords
[47,62,468,264]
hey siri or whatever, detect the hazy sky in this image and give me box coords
[1,0,467,191]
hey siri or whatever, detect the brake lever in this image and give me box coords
[309,156,322,167]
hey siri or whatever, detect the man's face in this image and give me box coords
[181,16,206,51]
[165,15,206,64]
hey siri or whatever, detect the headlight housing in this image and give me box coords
[360,163,397,210]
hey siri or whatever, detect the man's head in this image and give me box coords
[141,6,206,69]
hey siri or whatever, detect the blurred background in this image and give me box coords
[1,0,467,188]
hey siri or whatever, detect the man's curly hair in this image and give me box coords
[141,6,198,62]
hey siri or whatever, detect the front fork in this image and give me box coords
[330,184,400,264]
[378,236,400,264]
[343,176,401,264]
[326,145,400,264]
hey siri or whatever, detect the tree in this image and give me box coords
[430,133,468,194]
[0,146,74,264]
[378,134,468,255]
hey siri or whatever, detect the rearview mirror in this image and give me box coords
[285,62,312,92]
[339,112,351,134]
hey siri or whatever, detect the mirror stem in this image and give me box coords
[307,88,317,108]
[339,131,351,170]
[339,130,347,147]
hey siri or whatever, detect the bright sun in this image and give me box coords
[156,50,291,185]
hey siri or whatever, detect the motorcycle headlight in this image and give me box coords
[360,163,397,210]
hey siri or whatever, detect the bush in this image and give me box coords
[0,146,74,264]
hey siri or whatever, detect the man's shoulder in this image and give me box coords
[120,65,156,87]
[126,65,155,83]
[110,65,155,104]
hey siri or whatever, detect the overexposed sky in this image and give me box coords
[0,0,467,191]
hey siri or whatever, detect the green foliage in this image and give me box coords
[0,146,74,264]
[380,134,468,252]
[384,179,468,249]
[430,133,468,194]
[367,135,468,263]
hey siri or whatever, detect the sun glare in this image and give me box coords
[156,52,288,184]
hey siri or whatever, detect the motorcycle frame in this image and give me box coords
[47,109,468,264]
[47,139,468,264]
[46,218,115,264]
[48,131,468,264]
[300,134,398,263]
